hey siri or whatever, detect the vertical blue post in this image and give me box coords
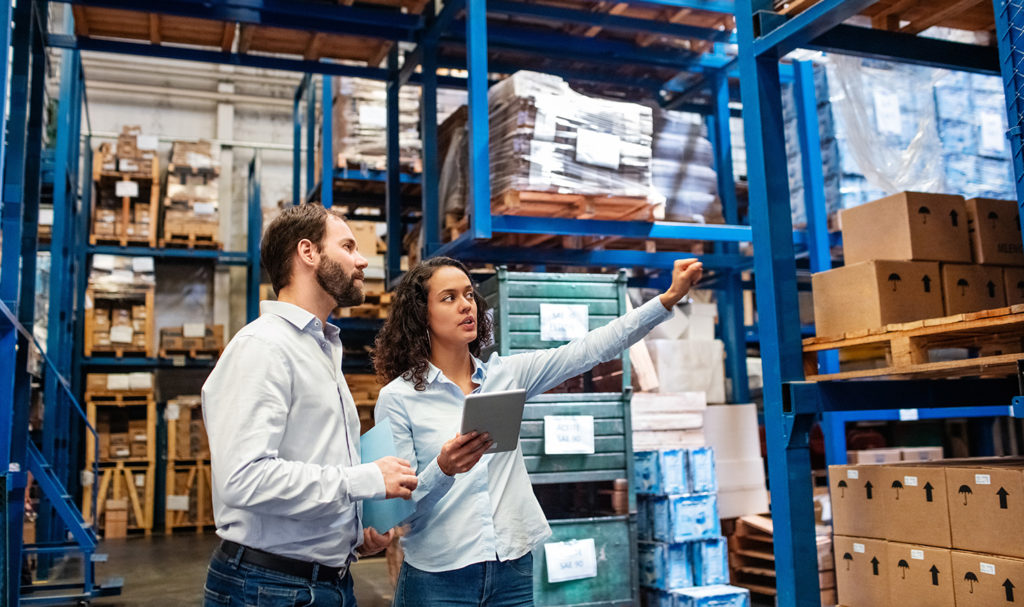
[247,153,263,323]
[821,410,850,467]
[708,70,750,404]
[321,75,334,209]
[736,2,819,606]
[793,59,839,375]
[385,48,403,285]
[421,39,441,258]
[293,76,306,206]
[993,0,1024,246]
[466,0,491,239]
[306,76,316,201]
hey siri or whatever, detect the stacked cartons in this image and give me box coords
[163,140,220,248]
[165,395,213,533]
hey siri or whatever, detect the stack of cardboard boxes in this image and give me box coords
[831,457,1024,606]
[159,324,225,357]
[163,140,220,245]
[813,192,1024,338]
[92,127,159,245]
[84,255,155,357]
[101,125,158,175]
[165,395,214,530]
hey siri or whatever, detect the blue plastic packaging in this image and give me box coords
[652,494,720,543]
[638,541,694,590]
[693,537,730,586]
[687,447,717,495]
[672,584,751,607]
[634,449,688,495]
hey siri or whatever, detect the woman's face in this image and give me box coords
[425,265,478,349]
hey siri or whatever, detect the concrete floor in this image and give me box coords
[40,533,394,606]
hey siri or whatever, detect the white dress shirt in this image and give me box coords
[375,297,672,572]
[202,301,386,567]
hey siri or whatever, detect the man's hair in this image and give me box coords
[261,203,346,294]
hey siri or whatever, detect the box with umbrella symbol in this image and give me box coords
[887,542,954,607]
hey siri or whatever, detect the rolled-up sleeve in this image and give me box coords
[203,335,385,520]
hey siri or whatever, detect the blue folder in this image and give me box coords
[360,421,416,533]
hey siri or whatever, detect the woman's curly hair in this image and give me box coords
[373,257,493,391]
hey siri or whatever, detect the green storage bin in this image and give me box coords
[532,515,638,607]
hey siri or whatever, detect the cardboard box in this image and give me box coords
[104,499,128,539]
[940,263,1006,315]
[847,448,903,464]
[348,220,383,258]
[130,442,147,458]
[839,191,972,265]
[830,465,887,539]
[834,536,890,607]
[887,542,954,607]
[901,447,944,462]
[812,261,943,337]
[1005,266,1024,305]
[965,198,1024,266]
[946,462,1024,558]
[952,550,1024,606]
[880,464,951,548]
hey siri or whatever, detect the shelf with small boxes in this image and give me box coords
[161,141,223,250]
[90,126,161,249]
[82,254,156,359]
[164,396,214,534]
[81,372,158,538]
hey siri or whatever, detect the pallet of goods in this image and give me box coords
[90,126,160,248]
[159,324,225,359]
[165,396,214,533]
[345,374,381,435]
[83,255,156,358]
[324,77,422,174]
[161,140,221,249]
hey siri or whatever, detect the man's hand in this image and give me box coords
[357,527,394,557]
[659,258,703,310]
[374,456,418,499]
[437,431,492,476]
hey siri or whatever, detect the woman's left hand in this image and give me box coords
[358,527,394,556]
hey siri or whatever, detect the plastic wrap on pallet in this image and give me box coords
[89,254,155,294]
[331,77,421,171]
[651,109,721,223]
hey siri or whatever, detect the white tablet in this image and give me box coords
[460,389,528,454]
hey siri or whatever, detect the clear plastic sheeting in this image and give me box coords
[651,109,721,223]
[330,77,422,171]
[88,254,156,295]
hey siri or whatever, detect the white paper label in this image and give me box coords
[873,90,902,135]
[358,105,388,129]
[904,476,918,487]
[166,495,190,512]
[128,372,152,390]
[132,433,147,442]
[106,374,130,391]
[193,202,217,216]
[110,326,134,344]
[110,269,135,284]
[847,470,860,479]
[544,415,595,455]
[132,256,155,273]
[981,562,997,575]
[576,129,621,170]
[92,254,116,271]
[134,473,146,487]
[183,323,206,338]
[544,538,597,583]
[899,408,919,421]
[854,543,865,554]
[81,470,94,487]
[539,303,589,342]
[115,181,139,198]
[166,403,180,421]
[39,208,54,226]
[533,98,558,140]
[911,550,925,561]
[136,135,159,151]
[980,111,1005,155]
[976,474,992,485]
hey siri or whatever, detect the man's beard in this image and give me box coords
[316,255,365,307]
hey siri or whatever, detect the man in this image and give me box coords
[202,203,418,606]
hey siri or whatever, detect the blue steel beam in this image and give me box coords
[87,245,248,265]
[420,37,441,257]
[751,0,879,58]
[633,0,735,11]
[385,48,403,286]
[466,0,492,241]
[489,215,753,242]
[247,153,263,322]
[292,75,307,206]
[321,75,333,209]
[306,76,315,203]
[437,55,667,96]
[437,241,750,271]
[398,0,465,87]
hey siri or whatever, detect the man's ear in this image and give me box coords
[295,238,319,269]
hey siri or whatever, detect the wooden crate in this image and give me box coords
[83,287,155,358]
[347,373,382,434]
[160,215,221,249]
[166,462,214,533]
[159,324,225,359]
[89,152,160,248]
[83,462,155,536]
[802,304,1024,381]
[333,291,392,319]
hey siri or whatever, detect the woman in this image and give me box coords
[373,256,702,606]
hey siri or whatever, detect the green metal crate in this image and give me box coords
[532,515,638,607]
[478,267,631,391]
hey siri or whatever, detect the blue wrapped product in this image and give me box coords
[652,494,720,543]
[638,541,694,590]
[672,584,751,607]
[687,447,717,495]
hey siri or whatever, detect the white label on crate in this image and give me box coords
[166,403,181,420]
[539,304,588,342]
[899,408,919,421]
[136,135,159,151]
[81,470,94,487]
[358,105,388,129]
[172,355,186,367]
[113,447,131,457]
[576,129,621,170]
[185,151,212,169]
[911,550,925,561]
[873,90,902,135]
[118,159,140,173]
[544,538,597,583]
[135,473,146,487]
[133,433,147,442]
[129,372,152,390]
[115,180,139,198]
[904,476,918,487]
[167,495,190,512]
[853,543,865,554]
[981,562,997,575]
[980,111,1005,155]
[110,270,134,284]
[543,416,595,455]
[847,470,860,480]
[92,254,116,271]
[132,256,155,273]
[39,208,54,226]
[110,326,134,344]
[106,374,130,391]
[976,474,992,485]
[193,202,217,216]
[183,322,206,338]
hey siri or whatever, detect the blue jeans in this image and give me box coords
[393,554,534,607]
[203,547,356,607]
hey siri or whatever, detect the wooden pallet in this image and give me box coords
[494,190,656,221]
[83,461,156,536]
[334,292,393,319]
[167,163,220,177]
[159,231,222,250]
[83,287,156,358]
[777,0,995,34]
[84,345,150,358]
[166,461,215,534]
[159,346,223,359]
[803,305,1024,381]
[84,391,154,405]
